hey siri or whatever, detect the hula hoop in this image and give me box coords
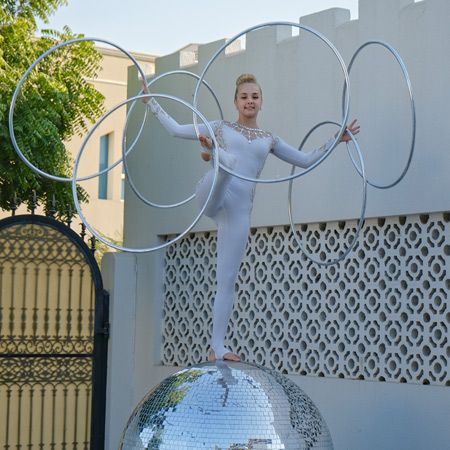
[192,21,351,184]
[288,121,367,266]
[122,70,224,209]
[9,27,414,263]
[343,40,416,189]
[72,93,219,253]
[8,37,148,183]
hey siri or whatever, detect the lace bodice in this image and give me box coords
[225,121,273,143]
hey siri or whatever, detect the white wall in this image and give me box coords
[103,1,450,449]
[124,0,450,245]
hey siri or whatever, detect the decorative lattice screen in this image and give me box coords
[163,212,449,386]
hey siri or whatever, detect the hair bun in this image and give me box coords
[236,73,258,86]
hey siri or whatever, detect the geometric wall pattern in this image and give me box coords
[163,211,450,387]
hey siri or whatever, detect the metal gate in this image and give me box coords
[0,215,109,450]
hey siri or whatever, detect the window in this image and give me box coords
[98,134,109,199]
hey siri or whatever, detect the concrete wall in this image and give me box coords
[104,1,450,449]
[124,0,450,246]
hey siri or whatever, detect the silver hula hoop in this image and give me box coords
[72,93,220,253]
[192,21,351,184]
[10,28,414,261]
[8,37,149,183]
[288,121,367,266]
[122,70,224,209]
[343,40,416,189]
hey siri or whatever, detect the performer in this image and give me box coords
[145,74,359,362]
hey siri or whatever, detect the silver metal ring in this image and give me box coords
[122,70,224,209]
[343,40,416,189]
[8,37,148,183]
[288,121,367,266]
[11,31,413,263]
[72,93,219,253]
[193,21,351,184]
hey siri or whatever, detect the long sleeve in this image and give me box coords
[271,136,334,168]
[147,97,217,140]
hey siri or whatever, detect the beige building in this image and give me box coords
[65,46,156,242]
[3,46,156,243]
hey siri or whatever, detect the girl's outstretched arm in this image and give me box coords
[146,97,217,140]
[272,120,360,168]
[141,82,217,140]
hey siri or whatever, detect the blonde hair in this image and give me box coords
[234,73,262,100]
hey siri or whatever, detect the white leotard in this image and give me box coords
[149,98,333,359]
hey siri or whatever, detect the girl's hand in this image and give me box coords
[199,134,213,148]
[141,81,150,103]
[340,119,360,142]
[199,135,213,161]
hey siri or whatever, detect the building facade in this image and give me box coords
[105,1,450,449]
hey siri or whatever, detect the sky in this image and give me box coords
[37,0,358,56]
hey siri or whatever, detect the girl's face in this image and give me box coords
[234,82,262,120]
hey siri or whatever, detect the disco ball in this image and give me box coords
[119,361,334,449]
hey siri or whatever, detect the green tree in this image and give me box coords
[0,0,104,215]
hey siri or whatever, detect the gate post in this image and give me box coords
[102,252,138,450]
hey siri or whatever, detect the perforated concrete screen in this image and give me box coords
[163,212,449,386]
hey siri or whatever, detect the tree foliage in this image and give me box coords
[2,0,68,25]
[0,0,104,214]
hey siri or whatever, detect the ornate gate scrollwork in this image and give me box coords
[0,215,109,450]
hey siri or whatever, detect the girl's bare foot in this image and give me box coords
[208,349,216,362]
[223,352,241,362]
[208,349,241,362]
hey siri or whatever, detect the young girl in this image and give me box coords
[146,74,359,362]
